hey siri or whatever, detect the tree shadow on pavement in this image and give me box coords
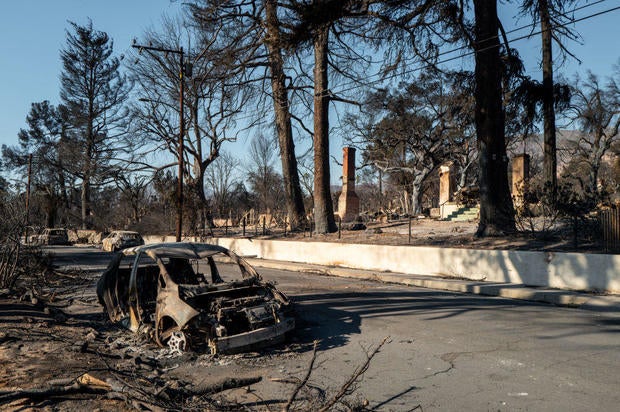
[290,289,620,351]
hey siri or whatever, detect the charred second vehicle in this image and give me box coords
[30,228,69,245]
[102,230,144,252]
[97,243,294,354]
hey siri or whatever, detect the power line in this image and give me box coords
[331,1,620,97]
[337,0,611,89]
[231,0,619,123]
[140,1,620,128]
[453,0,606,58]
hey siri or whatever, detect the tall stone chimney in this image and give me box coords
[337,147,360,222]
[511,154,530,206]
[439,163,453,206]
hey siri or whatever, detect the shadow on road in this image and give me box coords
[291,289,620,351]
[47,246,128,272]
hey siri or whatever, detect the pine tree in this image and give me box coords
[60,20,130,229]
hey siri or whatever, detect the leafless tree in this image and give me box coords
[345,68,476,214]
[114,174,151,226]
[204,152,240,218]
[129,14,251,232]
[285,0,465,232]
[563,71,620,199]
[246,134,286,214]
[189,0,308,230]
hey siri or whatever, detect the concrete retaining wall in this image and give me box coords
[143,236,620,293]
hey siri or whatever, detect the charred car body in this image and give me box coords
[30,228,69,245]
[102,230,144,252]
[97,243,294,354]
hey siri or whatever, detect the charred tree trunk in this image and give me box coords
[81,117,93,230]
[80,177,90,229]
[312,24,337,234]
[57,140,70,211]
[473,0,515,236]
[194,170,215,232]
[402,188,410,215]
[264,0,306,231]
[589,134,604,197]
[411,185,422,215]
[540,0,557,199]
[45,193,58,228]
[411,166,432,215]
[191,102,209,233]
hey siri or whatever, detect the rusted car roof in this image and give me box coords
[121,242,233,259]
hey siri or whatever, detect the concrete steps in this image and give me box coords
[443,205,479,222]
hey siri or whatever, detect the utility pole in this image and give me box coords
[133,42,185,242]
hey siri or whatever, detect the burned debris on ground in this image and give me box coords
[0,243,383,411]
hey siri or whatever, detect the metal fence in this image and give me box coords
[600,206,620,253]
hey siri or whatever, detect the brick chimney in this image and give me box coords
[337,147,360,222]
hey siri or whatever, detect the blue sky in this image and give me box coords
[0,0,177,150]
[497,0,619,79]
[0,1,619,175]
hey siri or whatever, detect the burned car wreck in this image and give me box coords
[97,243,294,354]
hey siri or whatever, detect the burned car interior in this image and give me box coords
[97,243,294,354]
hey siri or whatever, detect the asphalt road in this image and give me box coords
[49,246,620,411]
